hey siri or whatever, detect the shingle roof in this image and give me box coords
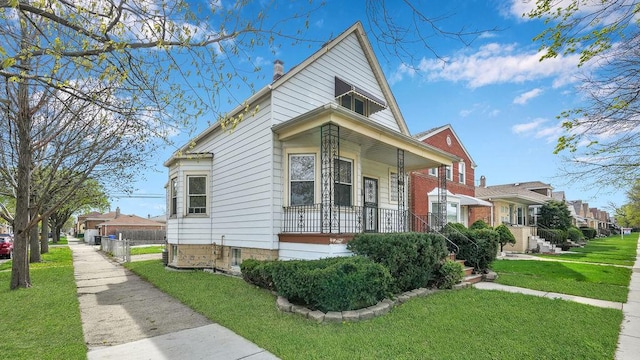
[475,182,553,204]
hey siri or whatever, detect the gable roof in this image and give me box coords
[414,124,477,168]
[167,22,410,165]
[475,182,553,205]
[97,214,166,227]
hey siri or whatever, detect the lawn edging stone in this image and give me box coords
[275,287,439,323]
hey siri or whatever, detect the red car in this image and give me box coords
[0,235,13,259]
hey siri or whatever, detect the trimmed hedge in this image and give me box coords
[567,227,584,242]
[580,227,597,240]
[347,232,448,293]
[241,256,391,313]
[434,259,465,289]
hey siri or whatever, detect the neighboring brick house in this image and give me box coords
[97,213,166,236]
[78,207,165,236]
[410,124,490,227]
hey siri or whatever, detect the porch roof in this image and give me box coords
[272,103,460,171]
[458,194,492,207]
[475,185,551,206]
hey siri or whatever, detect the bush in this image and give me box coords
[538,228,567,245]
[434,259,465,289]
[567,227,584,242]
[442,226,499,272]
[270,256,391,312]
[495,224,516,252]
[469,220,490,230]
[580,227,597,240]
[347,232,448,293]
[240,258,278,291]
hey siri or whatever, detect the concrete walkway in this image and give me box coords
[475,238,640,360]
[69,237,279,360]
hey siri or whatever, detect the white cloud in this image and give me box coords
[512,118,546,134]
[393,42,583,88]
[513,88,543,104]
[459,103,500,118]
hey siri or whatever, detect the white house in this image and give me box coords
[164,22,458,272]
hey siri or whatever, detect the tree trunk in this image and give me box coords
[40,217,49,254]
[11,56,33,289]
[29,223,40,263]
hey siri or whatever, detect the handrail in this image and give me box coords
[409,212,460,255]
[441,221,480,270]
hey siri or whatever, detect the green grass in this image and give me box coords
[536,234,638,266]
[49,236,68,245]
[0,247,86,359]
[130,245,164,255]
[492,260,631,302]
[127,260,622,360]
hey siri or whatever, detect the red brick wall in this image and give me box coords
[468,206,492,225]
[410,127,476,215]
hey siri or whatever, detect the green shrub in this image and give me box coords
[538,228,567,245]
[270,256,391,312]
[567,227,584,242]
[495,224,516,252]
[434,259,465,289]
[469,220,490,230]
[442,227,499,272]
[240,258,277,291]
[347,232,448,293]
[580,227,597,240]
[444,222,467,233]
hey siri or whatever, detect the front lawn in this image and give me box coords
[536,234,638,266]
[492,260,631,302]
[127,260,622,360]
[0,247,86,359]
[130,245,164,255]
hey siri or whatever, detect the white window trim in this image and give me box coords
[459,162,466,184]
[334,157,354,207]
[170,177,178,217]
[184,172,209,216]
[285,148,320,206]
[446,166,453,181]
[428,168,437,177]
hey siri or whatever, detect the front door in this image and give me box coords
[363,177,378,232]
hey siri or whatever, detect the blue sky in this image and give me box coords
[110,0,624,218]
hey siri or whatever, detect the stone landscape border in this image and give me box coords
[276,271,497,324]
[276,287,439,324]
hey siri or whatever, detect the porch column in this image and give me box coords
[320,123,340,233]
[397,149,406,231]
[435,164,448,230]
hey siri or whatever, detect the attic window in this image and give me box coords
[335,77,386,116]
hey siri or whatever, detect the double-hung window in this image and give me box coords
[446,166,452,181]
[187,176,207,214]
[290,154,315,206]
[334,158,353,206]
[170,178,177,216]
[458,162,466,184]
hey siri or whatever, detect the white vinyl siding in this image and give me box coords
[271,33,400,132]
[166,99,277,250]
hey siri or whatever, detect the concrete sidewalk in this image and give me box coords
[69,237,279,360]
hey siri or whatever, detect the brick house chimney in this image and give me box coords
[273,60,284,81]
[480,175,486,188]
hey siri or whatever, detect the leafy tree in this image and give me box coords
[495,224,516,252]
[528,1,640,188]
[613,180,640,228]
[538,200,572,231]
[48,179,109,245]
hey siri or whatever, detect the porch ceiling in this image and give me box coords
[272,103,459,170]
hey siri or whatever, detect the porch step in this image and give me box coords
[464,274,483,285]
[464,266,474,277]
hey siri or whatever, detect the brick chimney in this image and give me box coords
[480,175,486,188]
[273,60,284,81]
[115,207,120,218]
